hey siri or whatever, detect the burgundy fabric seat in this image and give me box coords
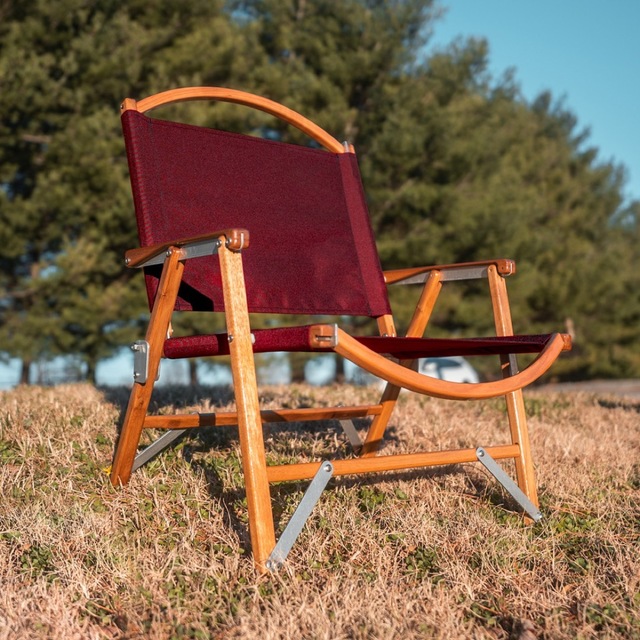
[164,329,557,360]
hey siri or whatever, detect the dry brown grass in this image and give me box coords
[0,383,639,639]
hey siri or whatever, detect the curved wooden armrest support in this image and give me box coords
[384,259,516,285]
[333,329,567,400]
[122,87,346,154]
[125,228,249,268]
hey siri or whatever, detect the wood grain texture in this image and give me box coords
[217,239,275,570]
[333,329,567,400]
[110,249,185,486]
[488,264,538,506]
[122,87,346,154]
[267,445,521,482]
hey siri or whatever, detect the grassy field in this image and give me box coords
[0,382,638,639]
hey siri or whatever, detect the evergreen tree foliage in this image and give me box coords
[0,0,638,382]
[0,0,240,382]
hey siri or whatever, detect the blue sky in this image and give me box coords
[429,0,640,203]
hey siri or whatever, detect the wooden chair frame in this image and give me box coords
[110,88,570,571]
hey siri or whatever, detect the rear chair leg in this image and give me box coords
[504,388,538,507]
[488,265,539,508]
[362,384,401,456]
[363,271,443,457]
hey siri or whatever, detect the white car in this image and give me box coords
[419,356,479,383]
[337,355,480,388]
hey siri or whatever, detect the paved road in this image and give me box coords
[539,379,640,399]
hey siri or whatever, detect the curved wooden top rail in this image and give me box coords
[121,87,346,154]
[334,330,568,401]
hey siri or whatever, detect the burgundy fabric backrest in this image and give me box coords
[121,110,391,318]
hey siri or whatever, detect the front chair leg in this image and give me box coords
[110,249,185,486]
[218,239,276,571]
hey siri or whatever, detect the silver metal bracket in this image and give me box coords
[266,461,334,571]
[397,265,490,285]
[476,447,543,522]
[131,340,160,384]
[506,354,520,376]
[338,419,363,451]
[131,340,150,383]
[439,265,490,281]
[132,429,188,472]
[312,324,339,348]
[134,239,222,268]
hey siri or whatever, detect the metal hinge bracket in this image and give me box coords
[339,419,363,451]
[131,340,160,384]
[266,461,334,571]
[133,428,188,471]
[476,447,542,522]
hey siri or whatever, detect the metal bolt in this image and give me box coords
[131,343,140,352]
[227,334,234,343]
[265,559,281,572]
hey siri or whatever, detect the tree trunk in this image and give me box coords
[19,359,31,385]
[86,359,97,386]
[189,360,199,386]
[334,354,345,384]
[289,352,307,383]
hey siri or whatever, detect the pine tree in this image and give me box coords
[0,0,242,382]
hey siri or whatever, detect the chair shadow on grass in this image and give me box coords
[597,397,640,413]
[101,383,526,554]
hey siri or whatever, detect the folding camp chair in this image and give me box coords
[111,87,571,571]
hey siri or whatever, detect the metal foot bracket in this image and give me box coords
[266,461,334,571]
[476,447,543,522]
[132,429,187,472]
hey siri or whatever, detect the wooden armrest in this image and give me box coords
[125,228,249,268]
[384,259,516,285]
[332,329,567,401]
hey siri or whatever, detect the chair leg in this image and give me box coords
[110,378,157,486]
[487,265,539,507]
[110,249,185,487]
[363,271,443,457]
[504,389,538,507]
[218,241,276,571]
[361,384,402,456]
